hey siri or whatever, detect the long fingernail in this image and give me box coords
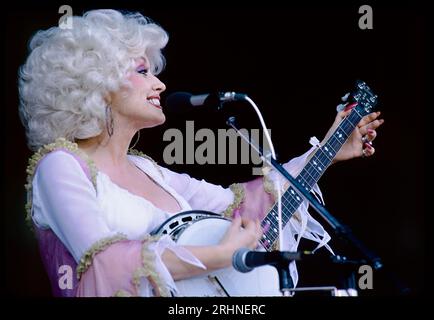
[344,102,358,111]
[364,143,373,149]
[368,129,374,134]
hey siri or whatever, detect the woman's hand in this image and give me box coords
[218,216,262,263]
[323,106,384,163]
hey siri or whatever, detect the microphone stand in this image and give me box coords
[275,254,295,297]
[226,116,384,294]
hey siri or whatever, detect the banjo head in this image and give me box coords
[152,210,279,296]
[151,210,230,243]
[176,216,232,246]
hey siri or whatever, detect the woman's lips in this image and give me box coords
[147,97,162,109]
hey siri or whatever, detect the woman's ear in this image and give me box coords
[103,94,112,106]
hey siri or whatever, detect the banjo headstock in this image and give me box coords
[348,80,378,116]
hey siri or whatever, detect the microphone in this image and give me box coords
[165,91,247,114]
[232,248,308,273]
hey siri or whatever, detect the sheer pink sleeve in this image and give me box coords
[32,150,205,297]
[76,235,205,297]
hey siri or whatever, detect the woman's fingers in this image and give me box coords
[241,217,253,228]
[335,110,383,139]
[359,112,384,130]
[362,142,375,158]
[232,215,242,228]
[359,111,381,126]
[239,218,263,248]
[359,120,384,139]
[336,109,352,121]
[241,218,259,236]
[366,128,377,142]
[361,128,377,145]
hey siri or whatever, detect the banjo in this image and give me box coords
[152,80,378,296]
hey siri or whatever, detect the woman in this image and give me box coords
[18,9,383,297]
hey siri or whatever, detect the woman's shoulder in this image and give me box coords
[25,138,98,227]
[26,138,98,188]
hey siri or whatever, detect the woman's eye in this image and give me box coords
[138,69,149,76]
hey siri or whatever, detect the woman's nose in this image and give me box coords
[152,76,166,93]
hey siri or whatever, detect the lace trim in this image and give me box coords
[132,235,171,297]
[113,289,133,297]
[76,233,127,279]
[222,183,245,219]
[128,149,164,179]
[263,173,278,199]
[74,233,172,297]
[24,137,98,227]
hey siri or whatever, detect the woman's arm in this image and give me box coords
[162,217,262,281]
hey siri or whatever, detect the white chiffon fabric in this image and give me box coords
[138,235,206,296]
[31,147,332,295]
[266,146,334,286]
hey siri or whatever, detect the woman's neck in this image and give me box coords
[77,128,137,168]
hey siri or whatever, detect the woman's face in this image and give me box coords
[110,56,167,130]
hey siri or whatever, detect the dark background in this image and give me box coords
[4,1,428,297]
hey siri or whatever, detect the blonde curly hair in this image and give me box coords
[18,9,168,151]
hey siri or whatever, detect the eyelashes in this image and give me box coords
[137,68,149,76]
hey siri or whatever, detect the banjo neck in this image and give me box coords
[259,81,377,251]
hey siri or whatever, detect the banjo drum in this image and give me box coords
[152,210,281,297]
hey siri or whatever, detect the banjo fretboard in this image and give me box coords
[259,81,377,250]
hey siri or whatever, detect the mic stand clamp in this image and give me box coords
[252,251,298,297]
[275,261,294,297]
[261,251,363,296]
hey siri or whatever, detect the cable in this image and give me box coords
[243,95,283,251]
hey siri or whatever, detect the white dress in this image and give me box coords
[30,147,331,296]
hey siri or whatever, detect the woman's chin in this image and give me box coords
[140,114,166,128]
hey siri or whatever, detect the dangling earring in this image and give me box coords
[105,105,114,137]
[130,130,141,149]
